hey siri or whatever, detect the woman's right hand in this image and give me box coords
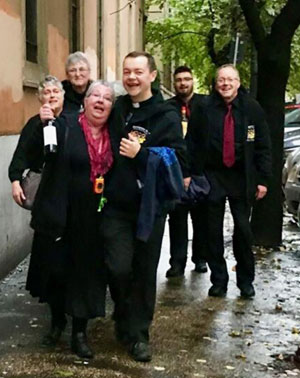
[39,104,54,123]
[12,180,26,206]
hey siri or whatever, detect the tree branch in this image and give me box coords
[207,29,231,66]
[161,30,206,41]
[239,0,266,49]
[271,0,300,43]
[153,30,205,47]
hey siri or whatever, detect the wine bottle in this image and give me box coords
[43,119,57,154]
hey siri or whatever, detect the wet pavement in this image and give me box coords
[1,211,300,377]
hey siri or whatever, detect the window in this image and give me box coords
[25,0,38,63]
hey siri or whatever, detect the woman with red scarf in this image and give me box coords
[25,81,114,359]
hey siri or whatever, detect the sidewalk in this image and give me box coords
[1,213,300,377]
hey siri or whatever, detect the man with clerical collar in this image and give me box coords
[101,51,188,362]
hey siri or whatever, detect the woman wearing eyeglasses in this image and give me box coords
[62,51,92,113]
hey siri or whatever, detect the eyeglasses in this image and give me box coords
[216,77,239,84]
[68,67,89,75]
[175,77,193,83]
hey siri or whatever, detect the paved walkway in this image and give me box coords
[1,213,300,377]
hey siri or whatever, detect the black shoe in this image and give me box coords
[71,332,94,359]
[166,265,184,278]
[208,285,227,297]
[240,284,255,298]
[41,326,64,347]
[194,261,208,273]
[129,341,152,362]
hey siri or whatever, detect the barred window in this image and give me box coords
[71,0,80,52]
[25,0,38,63]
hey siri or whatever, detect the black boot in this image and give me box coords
[129,341,152,362]
[42,326,64,346]
[71,317,94,359]
[42,304,66,347]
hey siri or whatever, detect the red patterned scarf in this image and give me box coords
[79,112,113,182]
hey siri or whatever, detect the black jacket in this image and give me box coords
[166,93,207,121]
[187,89,272,201]
[105,90,188,217]
[167,93,207,176]
[62,80,91,114]
[8,115,44,182]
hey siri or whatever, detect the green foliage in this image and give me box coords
[145,0,300,97]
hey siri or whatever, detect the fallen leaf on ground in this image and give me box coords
[54,371,74,377]
[225,365,235,370]
[229,330,241,337]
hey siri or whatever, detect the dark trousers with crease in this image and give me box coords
[101,213,166,343]
[206,169,254,288]
[168,202,207,271]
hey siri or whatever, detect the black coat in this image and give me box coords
[62,80,91,114]
[166,93,207,121]
[187,89,272,201]
[104,90,188,217]
[25,113,107,318]
[167,93,208,176]
[8,115,44,182]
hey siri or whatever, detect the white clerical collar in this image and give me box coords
[132,102,140,108]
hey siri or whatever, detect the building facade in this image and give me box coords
[0,0,144,278]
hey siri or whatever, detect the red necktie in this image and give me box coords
[185,104,191,119]
[223,104,235,167]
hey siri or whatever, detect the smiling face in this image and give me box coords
[40,84,64,116]
[66,61,91,94]
[122,56,157,103]
[215,66,240,104]
[174,71,194,101]
[84,84,113,127]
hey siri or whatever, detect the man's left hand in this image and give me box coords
[119,133,141,158]
[256,185,267,200]
[183,177,191,191]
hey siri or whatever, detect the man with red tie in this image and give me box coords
[187,64,272,298]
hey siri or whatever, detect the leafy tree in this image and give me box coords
[146,0,300,246]
[145,0,300,95]
[240,0,300,246]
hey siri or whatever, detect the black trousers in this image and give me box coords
[168,202,207,270]
[206,170,254,288]
[101,214,166,343]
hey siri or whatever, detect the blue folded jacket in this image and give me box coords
[136,147,184,242]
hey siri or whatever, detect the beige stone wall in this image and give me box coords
[83,0,99,80]
[101,0,144,81]
[0,0,25,134]
[46,0,70,81]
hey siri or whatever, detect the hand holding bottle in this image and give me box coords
[39,104,54,123]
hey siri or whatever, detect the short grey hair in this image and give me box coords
[216,64,240,81]
[85,80,115,104]
[65,51,91,72]
[38,75,64,100]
